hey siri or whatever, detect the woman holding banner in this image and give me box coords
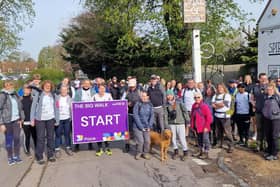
[133,91,154,160]
[92,83,113,156]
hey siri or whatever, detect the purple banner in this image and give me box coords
[72,100,129,144]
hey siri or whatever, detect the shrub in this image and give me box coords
[31,68,65,85]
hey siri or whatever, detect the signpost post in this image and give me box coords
[183,0,206,83]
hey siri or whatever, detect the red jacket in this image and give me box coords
[190,101,212,133]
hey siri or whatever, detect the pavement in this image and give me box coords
[0,133,238,187]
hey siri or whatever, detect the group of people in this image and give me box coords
[0,72,279,166]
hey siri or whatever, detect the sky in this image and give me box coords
[19,0,83,60]
[19,0,268,60]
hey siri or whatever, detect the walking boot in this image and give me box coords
[199,152,209,160]
[172,149,179,160]
[192,149,202,157]
[181,150,188,161]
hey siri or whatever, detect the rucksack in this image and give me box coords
[182,88,199,103]
[36,91,56,105]
[215,93,235,116]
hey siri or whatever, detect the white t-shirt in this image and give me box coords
[81,89,92,101]
[182,88,200,112]
[92,93,113,101]
[41,94,55,120]
[235,92,250,115]
[59,96,71,120]
[212,93,231,118]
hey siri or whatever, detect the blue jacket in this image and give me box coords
[133,101,154,130]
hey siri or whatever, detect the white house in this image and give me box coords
[258,0,280,79]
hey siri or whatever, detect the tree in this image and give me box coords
[0,0,35,57]
[38,45,68,70]
[62,0,259,77]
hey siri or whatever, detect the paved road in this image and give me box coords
[1,135,236,187]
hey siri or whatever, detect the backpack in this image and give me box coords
[182,88,199,103]
[36,91,56,105]
[215,93,235,116]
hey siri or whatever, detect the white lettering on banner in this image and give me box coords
[80,114,121,127]
[74,104,84,109]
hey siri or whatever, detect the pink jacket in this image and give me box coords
[190,102,212,133]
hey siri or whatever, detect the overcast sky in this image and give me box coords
[18,0,267,61]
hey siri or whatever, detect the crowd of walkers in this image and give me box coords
[0,72,280,166]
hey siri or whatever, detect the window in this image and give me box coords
[268,65,280,79]
[8,68,13,73]
[25,67,30,73]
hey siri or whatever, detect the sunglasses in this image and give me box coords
[194,97,201,99]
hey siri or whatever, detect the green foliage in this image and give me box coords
[38,45,68,69]
[0,0,35,57]
[31,68,65,85]
[62,0,258,78]
[225,28,258,65]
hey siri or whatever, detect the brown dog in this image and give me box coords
[150,129,172,162]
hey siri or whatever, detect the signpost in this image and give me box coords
[72,100,129,144]
[183,0,206,83]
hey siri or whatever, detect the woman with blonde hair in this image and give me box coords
[211,83,234,153]
[262,83,280,160]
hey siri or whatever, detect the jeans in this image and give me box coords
[4,121,21,158]
[35,119,55,160]
[197,132,210,151]
[134,128,150,154]
[55,119,71,149]
[23,124,37,153]
[170,124,188,151]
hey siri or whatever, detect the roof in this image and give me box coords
[257,0,272,24]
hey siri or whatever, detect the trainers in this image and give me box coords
[135,153,142,160]
[142,153,151,160]
[265,155,279,161]
[48,156,56,162]
[105,149,113,156]
[55,149,61,158]
[13,156,23,164]
[96,150,104,157]
[65,147,73,156]
[37,159,45,165]
[8,158,16,166]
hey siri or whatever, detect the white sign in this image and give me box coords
[183,0,206,23]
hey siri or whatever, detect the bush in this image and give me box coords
[31,68,65,85]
